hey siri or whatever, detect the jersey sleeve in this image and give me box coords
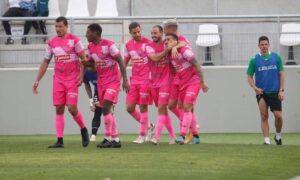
[277,54,284,71]
[182,48,195,62]
[246,58,256,76]
[124,45,131,63]
[145,45,155,56]
[44,42,53,60]
[109,43,121,59]
[74,38,85,55]
[87,44,93,61]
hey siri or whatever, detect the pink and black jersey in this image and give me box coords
[124,37,152,85]
[45,33,85,81]
[169,47,200,88]
[88,38,121,86]
[145,42,173,88]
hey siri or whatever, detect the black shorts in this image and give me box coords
[256,93,282,112]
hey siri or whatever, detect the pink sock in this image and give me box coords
[111,115,119,139]
[72,111,85,129]
[181,112,193,137]
[130,109,141,123]
[190,113,199,135]
[140,112,148,136]
[165,115,175,138]
[55,114,64,138]
[103,113,113,138]
[155,115,165,141]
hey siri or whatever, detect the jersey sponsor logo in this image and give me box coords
[258,65,277,71]
[68,92,78,99]
[55,55,71,62]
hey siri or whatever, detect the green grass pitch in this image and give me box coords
[0,133,300,180]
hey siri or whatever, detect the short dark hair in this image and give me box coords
[88,23,102,37]
[258,36,269,44]
[129,22,140,32]
[56,16,68,26]
[165,33,178,41]
[153,25,163,33]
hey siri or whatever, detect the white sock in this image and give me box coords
[275,133,282,140]
[264,137,271,144]
[113,137,120,142]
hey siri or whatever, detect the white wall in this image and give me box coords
[0,67,299,135]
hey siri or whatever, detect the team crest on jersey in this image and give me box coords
[67,40,74,47]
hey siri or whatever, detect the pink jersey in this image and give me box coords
[45,34,85,81]
[124,37,152,85]
[88,38,121,86]
[169,47,200,88]
[145,41,173,88]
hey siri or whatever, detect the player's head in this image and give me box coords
[163,19,178,35]
[86,24,102,42]
[129,22,142,41]
[165,33,179,48]
[55,16,68,37]
[258,36,270,54]
[151,25,163,43]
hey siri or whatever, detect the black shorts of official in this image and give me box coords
[256,93,282,112]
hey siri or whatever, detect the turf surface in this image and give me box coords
[0,133,300,180]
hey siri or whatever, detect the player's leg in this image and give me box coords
[126,84,141,123]
[48,105,65,148]
[48,79,66,148]
[257,95,270,144]
[150,88,164,145]
[134,85,151,144]
[269,93,283,145]
[98,85,121,148]
[66,81,89,147]
[90,106,102,141]
[176,84,200,145]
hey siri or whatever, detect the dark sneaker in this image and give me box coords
[48,142,64,148]
[274,136,282,145]
[97,138,112,148]
[111,140,122,148]
[81,128,90,147]
[5,37,14,45]
[21,37,29,45]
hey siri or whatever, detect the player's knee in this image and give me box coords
[126,105,135,114]
[274,112,282,120]
[140,105,148,113]
[102,107,111,116]
[168,102,176,110]
[260,113,268,121]
[67,106,77,116]
[183,103,193,112]
[55,106,65,115]
[158,105,167,115]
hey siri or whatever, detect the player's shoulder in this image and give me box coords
[68,33,81,42]
[142,36,152,43]
[101,38,115,46]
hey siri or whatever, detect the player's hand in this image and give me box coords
[122,79,130,93]
[254,87,263,95]
[89,98,96,112]
[171,47,179,59]
[32,81,39,94]
[202,82,209,93]
[278,91,284,101]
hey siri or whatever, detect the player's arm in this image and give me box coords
[247,58,263,95]
[148,46,172,62]
[278,55,285,101]
[84,81,96,111]
[115,55,130,93]
[78,53,87,87]
[33,58,50,94]
[190,58,208,93]
[171,41,187,59]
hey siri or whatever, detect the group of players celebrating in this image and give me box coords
[32,16,208,148]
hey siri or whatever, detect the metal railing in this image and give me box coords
[0,15,300,67]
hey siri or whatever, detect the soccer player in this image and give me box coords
[165,33,209,145]
[32,16,89,148]
[163,19,197,143]
[83,67,103,142]
[85,23,129,148]
[145,25,176,145]
[247,36,284,145]
[124,22,154,144]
